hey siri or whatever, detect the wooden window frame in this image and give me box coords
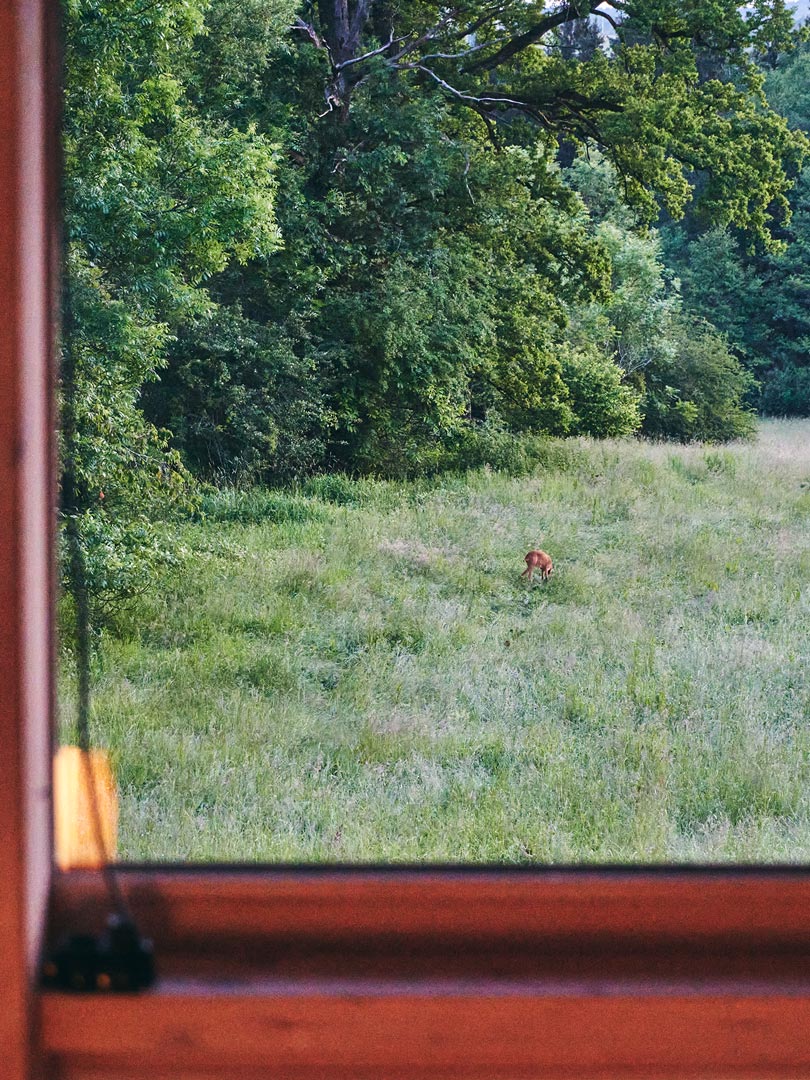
[4,2,810,1077]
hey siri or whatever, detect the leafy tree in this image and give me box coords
[290,1,805,245]
[640,321,758,442]
[661,39,810,415]
[757,44,810,413]
[144,304,326,483]
[566,154,756,442]
[662,226,766,370]
[261,0,801,467]
[556,16,602,63]
[62,0,284,606]
[234,76,613,474]
[559,344,642,437]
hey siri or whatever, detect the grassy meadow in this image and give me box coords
[60,419,810,863]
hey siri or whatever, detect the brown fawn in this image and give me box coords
[521,549,553,584]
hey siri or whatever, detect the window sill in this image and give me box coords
[39,867,810,1078]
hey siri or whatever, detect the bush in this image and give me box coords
[445,422,544,474]
[442,419,589,476]
[559,345,643,438]
[640,321,757,443]
[144,305,327,485]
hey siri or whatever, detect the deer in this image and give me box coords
[521,549,553,584]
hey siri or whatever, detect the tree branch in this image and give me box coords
[417,40,506,64]
[334,31,407,71]
[465,5,587,74]
[291,17,327,52]
[591,4,621,34]
[405,64,556,128]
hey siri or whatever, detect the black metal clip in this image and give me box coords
[41,914,155,992]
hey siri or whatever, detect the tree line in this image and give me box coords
[62,0,809,604]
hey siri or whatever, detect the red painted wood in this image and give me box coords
[0,1,58,1077]
[41,868,810,1078]
[40,988,810,1078]
[50,868,810,950]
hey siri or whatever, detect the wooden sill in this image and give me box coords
[39,867,810,1078]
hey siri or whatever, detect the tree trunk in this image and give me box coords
[317,0,374,113]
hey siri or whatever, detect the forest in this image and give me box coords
[62,0,810,608]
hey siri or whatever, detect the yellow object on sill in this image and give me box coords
[53,747,118,870]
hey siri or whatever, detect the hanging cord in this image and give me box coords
[48,265,155,993]
[59,292,132,926]
[40,3,153,992]
[43,69,155,981]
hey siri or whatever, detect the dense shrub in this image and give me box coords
[641,322,757,443]
[144,306,326,485]
[560,346,643,438]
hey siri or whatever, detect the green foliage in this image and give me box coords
[640,322,758,442]
[256,81,606,473]
[661,40,810,416]
[58,0,810,861]
[316,0,807,244]
[559,345,643,438]
[765,36,810,128]
[144,304,326,483]
[443,421,588,475]
[664,227,766,367]
[585,219,680,376]
[63,251,194,605]
[759,363,810,416]
[565,155,760,444]
[63,0,284,609]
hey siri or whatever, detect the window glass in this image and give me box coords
[59,0,810,863]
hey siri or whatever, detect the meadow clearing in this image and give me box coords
[60,419,810,863]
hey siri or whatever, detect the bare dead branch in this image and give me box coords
[334,31,407,71]
[291,16,326,52]
[406,64,555,127]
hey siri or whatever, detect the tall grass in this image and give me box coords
[60,420,810,862]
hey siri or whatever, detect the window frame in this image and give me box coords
[3,2,810,1077]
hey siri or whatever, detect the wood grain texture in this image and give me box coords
[40,983,810,1079]
[41,868,810,1078]
[49,866,810,948]
[0,0,57,1077]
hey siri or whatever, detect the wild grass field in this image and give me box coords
[60,419,810,863]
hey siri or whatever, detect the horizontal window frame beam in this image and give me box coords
[40,867,810,1078]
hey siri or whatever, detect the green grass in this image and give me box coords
[60,420,810,862]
